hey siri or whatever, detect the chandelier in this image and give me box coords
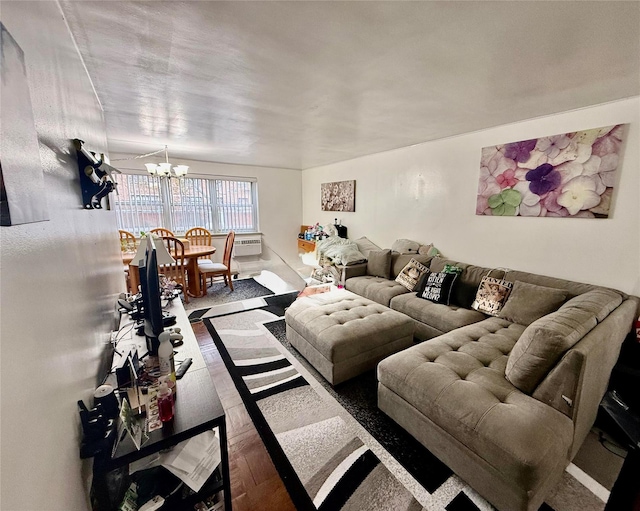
[143,145,189,178]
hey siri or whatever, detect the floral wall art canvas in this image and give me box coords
[476,125,626,218]
[321,180,356,212]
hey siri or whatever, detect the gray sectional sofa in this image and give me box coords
[339,254,639,511]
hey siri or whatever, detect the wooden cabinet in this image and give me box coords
[298,225,316,254]
[298,238,316,253]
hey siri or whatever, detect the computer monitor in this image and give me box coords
[138,236,164,356]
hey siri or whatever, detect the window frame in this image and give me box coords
[112,171,260,235]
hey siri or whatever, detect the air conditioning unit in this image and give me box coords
[233,235,262,256]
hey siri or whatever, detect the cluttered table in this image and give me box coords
[92,299,231,511]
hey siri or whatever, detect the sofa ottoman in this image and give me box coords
[285,289,415,385]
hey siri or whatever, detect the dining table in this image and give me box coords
[122,244,216,298]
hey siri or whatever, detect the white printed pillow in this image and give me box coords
[471,276,513,316]
[395,258,430,291]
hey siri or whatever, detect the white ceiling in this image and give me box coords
[60,1,640,170]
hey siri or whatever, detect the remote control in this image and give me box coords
[175,358,192,379]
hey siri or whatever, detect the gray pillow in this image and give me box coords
[354,236,381,259]
[506,305,598,393]
[366,249,392,279]
[498,281,567,325]
[559,288,622,322]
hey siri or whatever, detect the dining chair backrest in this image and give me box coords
[159,236,188,303]
[119,230,136,251]
[119,229,136,242]
[222,231,235,268]
[185,227,212,258]
[150,227,175,238]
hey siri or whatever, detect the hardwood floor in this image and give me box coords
[193,321,297,511]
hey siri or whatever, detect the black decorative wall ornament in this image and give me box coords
[73,139,121,209]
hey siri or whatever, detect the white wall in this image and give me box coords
[302,98,640,295]
[110,154,302,267]
[0,3,124,510]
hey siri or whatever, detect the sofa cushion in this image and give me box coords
[559,288,622,322]
[390,293,486,334]
[395,258,430,291]
[498,281,567,326]
[366,249,392,279]
[354,236,381,259]
[345,276,410,307]
[505,303,600,393]
[378,318,573,489]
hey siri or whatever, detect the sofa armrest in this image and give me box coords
[336,262,368,280]
[533,297,638,458]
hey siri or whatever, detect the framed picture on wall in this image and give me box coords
[476,125,626,218]
[0,23,48,226]
[321,180,356,212]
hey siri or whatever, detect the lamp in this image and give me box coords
[144,145,188,178]
[129,235,176,267]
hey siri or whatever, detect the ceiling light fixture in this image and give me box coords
[143,145,189,178]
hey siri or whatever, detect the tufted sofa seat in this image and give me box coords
[285,289,415,385]
[390,292,486,339]
[378,318,574,510]
[345,275,410,306]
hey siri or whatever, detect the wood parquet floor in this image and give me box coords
[193,321,297,511]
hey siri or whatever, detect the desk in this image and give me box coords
[123,244,216,298]
[93,300,231,510]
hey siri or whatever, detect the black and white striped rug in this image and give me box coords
[200,298,607,511]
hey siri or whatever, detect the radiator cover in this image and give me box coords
[233,236,262,256]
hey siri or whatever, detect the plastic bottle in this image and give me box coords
[157,383,174,422]
[159,374,176,400]
[157,331,176,383]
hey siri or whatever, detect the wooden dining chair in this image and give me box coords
[185,227,215,285]
[198,231,235,295]
[119,230,137,250]
[185,227,212,254]
[150,227,175,238]
[159,236,189,303]
[118,230,137,292]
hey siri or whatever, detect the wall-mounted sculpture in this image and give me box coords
[73,139,121,210]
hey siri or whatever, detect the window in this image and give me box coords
[113,174,258,235]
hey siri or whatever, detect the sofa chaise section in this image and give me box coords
[378,318,573,511]
[377,286,639,511]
